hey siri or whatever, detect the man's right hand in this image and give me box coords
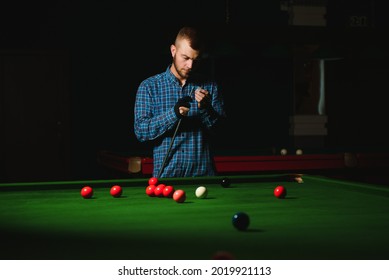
[174,96,192,118]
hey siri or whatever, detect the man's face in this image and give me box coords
[171,38,200,81]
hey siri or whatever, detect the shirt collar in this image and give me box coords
[165,65,181,86]
[165,64,201,90]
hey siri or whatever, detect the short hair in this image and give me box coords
[175,26,204,52]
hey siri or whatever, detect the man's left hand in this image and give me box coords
[195,88,211,109]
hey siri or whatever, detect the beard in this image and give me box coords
[172,59,191,80]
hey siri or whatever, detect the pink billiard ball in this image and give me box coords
[173,189,186,203]
[274,185,287,199]
[148,177,158,186]
[81,186,93,199]
[162,185,175,198]
[110,185,122,198]
[154,184,165,197]
[212,250,235,260]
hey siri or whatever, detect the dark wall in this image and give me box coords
[1,0,388,180]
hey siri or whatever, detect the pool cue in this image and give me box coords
[157,118,182,179]
[157,88,196,178]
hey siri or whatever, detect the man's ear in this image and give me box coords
[170,44,176,58]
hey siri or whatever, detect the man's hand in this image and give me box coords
[174,96,192,118]
[195,88,211,109]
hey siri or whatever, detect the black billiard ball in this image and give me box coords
[221,177,231,188]
[232,212,250,231]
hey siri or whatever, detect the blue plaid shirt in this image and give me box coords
[134,65,226,178]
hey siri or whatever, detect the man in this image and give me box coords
[134,26,226,178]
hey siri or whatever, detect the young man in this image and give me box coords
[134,26,226,178]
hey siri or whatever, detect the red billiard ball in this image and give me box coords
[110,185,122,198]
[149,177,158,186]
[154,184,165,197]
[274,185,287,199]
[146,185,156,197]
[81,186,93,199]
[173,189,186,203]
[162,185,174,198]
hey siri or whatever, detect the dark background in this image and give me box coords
[1,0,388,182]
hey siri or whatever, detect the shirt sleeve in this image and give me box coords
[199,82,226,129]
[134,80,178,142]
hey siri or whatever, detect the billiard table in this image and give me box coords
[0,174,388,260]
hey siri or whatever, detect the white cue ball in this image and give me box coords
[296,149,303,155]
[280,148,288,156]
[295,177,304,183]
[195,186,208,199]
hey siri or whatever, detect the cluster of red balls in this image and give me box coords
[80,185,123,199]
[145,177,186,203]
